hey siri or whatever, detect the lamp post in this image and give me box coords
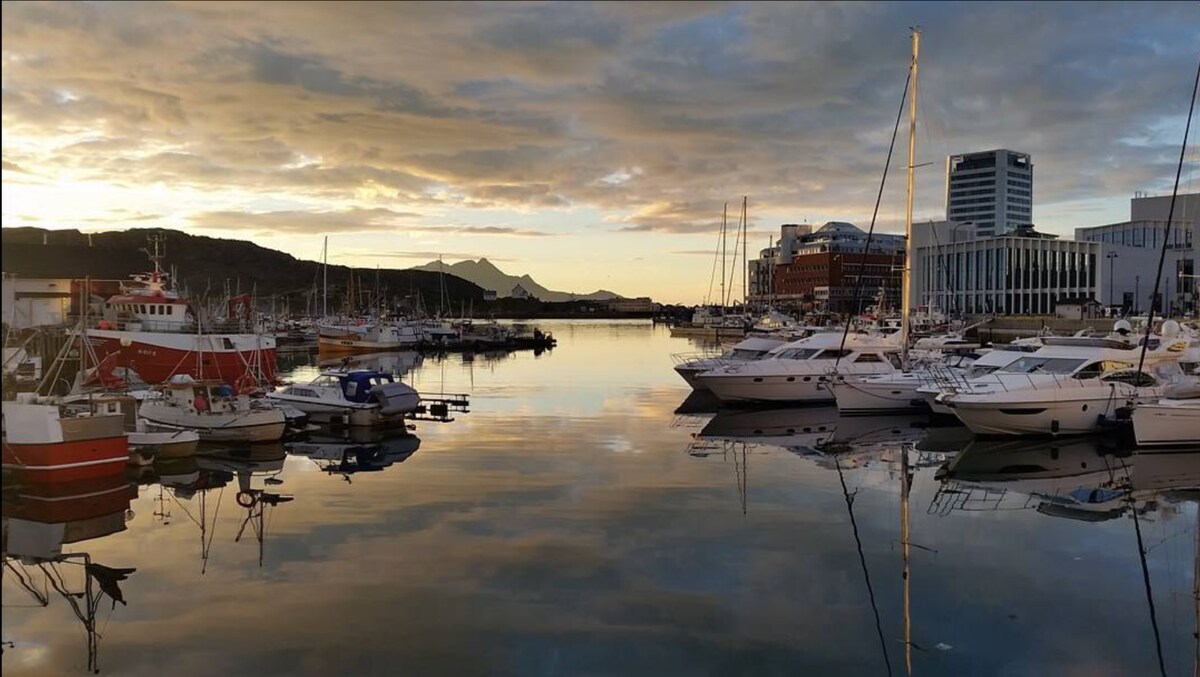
[1105,251,1119,315]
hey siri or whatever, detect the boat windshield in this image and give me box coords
[999,357,1087,374]
[311,375,340,387]
[965,364,1000,379]
[729,349,768,360]
[773,348,822,360]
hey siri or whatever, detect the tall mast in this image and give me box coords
[742,197,749,309]
[721,203,728,313]
[322,236,328,318]
[901,445,913,676]
[901,28,920,367]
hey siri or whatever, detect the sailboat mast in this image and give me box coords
[901,28,920,366]
[901,445,913,676]
[743,196,749,309]
[721,203,728,313]
[322,236,328,318]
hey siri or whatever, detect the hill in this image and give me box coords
[1,227,485,314]
[412,258,620,302]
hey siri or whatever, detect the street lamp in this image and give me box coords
[1105,251,1119,315]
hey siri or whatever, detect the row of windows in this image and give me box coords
[1006,177,1032,186]
[1085,226,1194,248]
[951,209,996,220]
[108,303,178,316]
[923,248,1098,296]
[949,178,998,190]
[951,170,997,180]
[949,186,1000,198]
[1010,204,1032,213]
[1007,196,1032,206]
[1007,188,1031,197]
[950,196,998,207]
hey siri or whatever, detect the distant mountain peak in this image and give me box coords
[412,258,621,302]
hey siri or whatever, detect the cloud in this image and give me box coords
[188,207,421,234]
[1,1,1197,302]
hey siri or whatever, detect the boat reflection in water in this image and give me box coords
[317,350,424,377]
[2,473,138,673]
[286,427,421,481]
[194,444,294,568]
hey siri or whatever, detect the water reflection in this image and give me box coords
[2,322,1198,676]
[3,474,137,673]
[286,428,421,481]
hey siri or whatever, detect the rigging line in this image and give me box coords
[836,57,913,366]
[1121,456,1169,677]
[834,454,894,677]
[705,212,723,306]
[1137,50,1199,375]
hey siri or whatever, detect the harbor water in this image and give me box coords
[3,320,1197,676]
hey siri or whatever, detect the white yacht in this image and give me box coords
[940,333,1193,436]
[915,337,1045,414]
[267,369,420,426]
[1132,378,1200,448]
[829,344,981,415]
[672,336,788,390]
[695,331,901,403]
[139,376,287,443]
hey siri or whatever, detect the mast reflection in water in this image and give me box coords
[2,321,1198,676]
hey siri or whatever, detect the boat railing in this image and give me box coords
[670,350,721,366]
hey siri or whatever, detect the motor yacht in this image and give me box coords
[267,369,420,426]
[914,336,1045,415]
[1131,378,1200,448]
[940,332,1194,436]
[694,331,902,403]
[829,344,982,415]
[672,336,788,390]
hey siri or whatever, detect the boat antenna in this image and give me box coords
[742,197,749,311]
[835,40,913,367]
[1135,51,1199,377]
[721,203,728,314]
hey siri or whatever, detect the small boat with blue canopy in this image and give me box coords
[267,370,421,426]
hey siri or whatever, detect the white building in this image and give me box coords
[510,284,534,300]
[946,149,1033,238]
[1074,192,1198,316]
[1,275,73,330]
[911,221,1158,316]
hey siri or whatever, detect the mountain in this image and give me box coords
[0,227,485,312]
[412,258,621,302]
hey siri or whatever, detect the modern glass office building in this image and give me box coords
[945,149,1033,238]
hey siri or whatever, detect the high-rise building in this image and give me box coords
[945,149,1033,237]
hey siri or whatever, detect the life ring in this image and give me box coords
[236,491,257,508]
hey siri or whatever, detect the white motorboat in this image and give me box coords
[672,336,788,390]
[139,376,287,443]
[267,369,420,426]
[695,331,901,403]
[1132,378,1200,448]
[916,337,1044,415]
[940,333,1193,437]
[830,349,980,415]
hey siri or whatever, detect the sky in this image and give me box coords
[2,1,1198,304]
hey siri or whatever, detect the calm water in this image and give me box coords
[4,320,1198,676]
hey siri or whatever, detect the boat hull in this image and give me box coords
[1132,401,1200,447]
[86,329,277,385]
[697,372,835,403]
[946,394,1148,437]
[831,376,928,415]
[138,404,286,443]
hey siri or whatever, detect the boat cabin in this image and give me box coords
[159,377,252,413]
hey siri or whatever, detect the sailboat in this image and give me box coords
[830,29,934,416]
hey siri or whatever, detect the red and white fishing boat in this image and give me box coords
[84,236,276,387]
[2,396,129,484]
